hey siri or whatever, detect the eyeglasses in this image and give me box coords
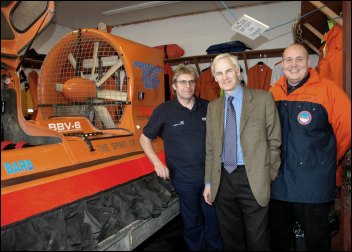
[175,80,196,85]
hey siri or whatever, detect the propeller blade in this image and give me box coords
[91,42,99,80]
[120,70,126,91]
[95,59,123,87]
[93,105,115,128]
[82,55,118,68]
[97,90,128,101]
[56,83,63,92]
[68,52,76,69]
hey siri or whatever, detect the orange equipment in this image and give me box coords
[1,2,174,250]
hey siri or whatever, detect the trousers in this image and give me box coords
[215,165,269,251]
[269,199,331,251]
[172,179,223,251]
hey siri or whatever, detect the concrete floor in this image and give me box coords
[135,214,188,251]
[135,198,346,251]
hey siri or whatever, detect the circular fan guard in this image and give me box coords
[38,30,128,129]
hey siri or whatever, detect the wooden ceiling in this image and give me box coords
[300,1,342,53]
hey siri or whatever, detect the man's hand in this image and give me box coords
[139,133,170,180]
[203,184,212,205]
[154,161,170,180]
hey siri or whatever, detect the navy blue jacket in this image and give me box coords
[270,68,351,203]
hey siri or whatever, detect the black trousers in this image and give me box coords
[172,179,223,251]
[269,199,331,251]
[215,165,270,251]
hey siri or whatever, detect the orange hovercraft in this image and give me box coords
[1,2,176,250]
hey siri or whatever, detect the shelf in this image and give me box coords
[164,48,285,65]
[164,48,286,74]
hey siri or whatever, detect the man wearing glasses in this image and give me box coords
[140,64,223,251]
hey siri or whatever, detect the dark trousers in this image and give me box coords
[269,199,331,251]
[172,179,223,251]
[215,166,270,251]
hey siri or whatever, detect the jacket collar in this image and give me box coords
[277,67,320,93]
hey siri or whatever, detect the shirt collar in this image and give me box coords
[174,96,201,111]
[225,84,243,101]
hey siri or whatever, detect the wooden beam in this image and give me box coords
[242,52,249,74]
[309,1,343,26]
[303,23,324,40]
[343,1,351,98]
[192,57,201,76]
[303,39,320,54]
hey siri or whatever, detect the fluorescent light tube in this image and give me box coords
[102,1,181,16]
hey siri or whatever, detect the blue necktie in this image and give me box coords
[224,96,237,173]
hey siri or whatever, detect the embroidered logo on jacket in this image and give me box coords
[297,111,312,125]
[173,121,184,126]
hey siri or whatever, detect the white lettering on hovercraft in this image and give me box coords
[48,122,82,132]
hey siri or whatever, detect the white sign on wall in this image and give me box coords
[231,14,269,40]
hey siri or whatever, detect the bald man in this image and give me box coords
[269,43,351,251]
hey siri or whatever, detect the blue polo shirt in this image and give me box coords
[143,97,208,182]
